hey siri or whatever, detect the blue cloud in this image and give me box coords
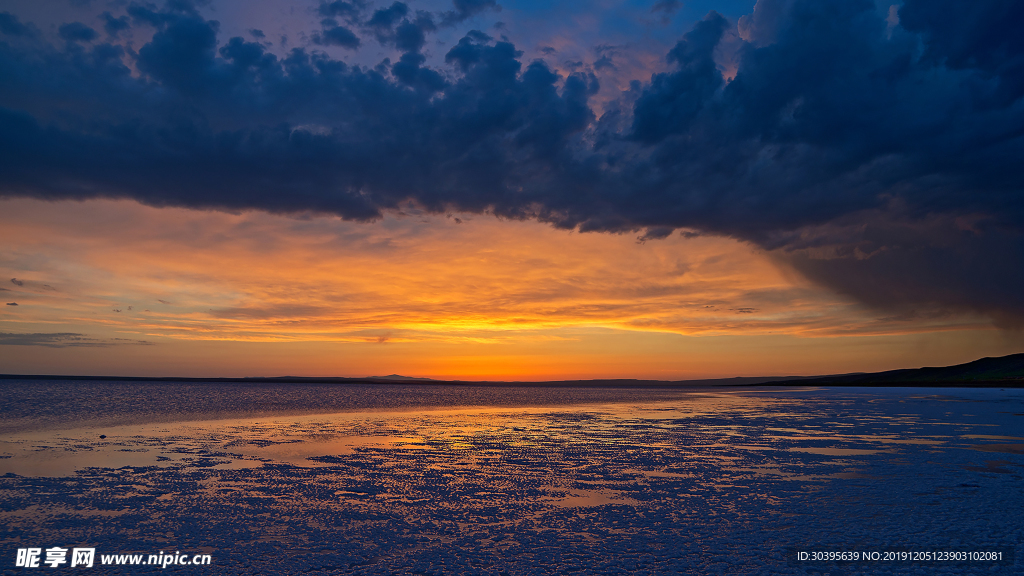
[59,22,98,43]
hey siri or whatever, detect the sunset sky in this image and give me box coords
[2,0,1023,379]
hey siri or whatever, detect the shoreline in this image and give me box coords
[2,373,1023,388]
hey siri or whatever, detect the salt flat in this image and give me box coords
[1,384,1022,574]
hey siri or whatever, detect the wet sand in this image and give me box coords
[1,386,1022,574]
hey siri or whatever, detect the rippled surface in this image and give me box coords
[1,383,1023,574]
[0,380,696,434]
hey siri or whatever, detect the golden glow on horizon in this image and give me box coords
[1,198,1018,379]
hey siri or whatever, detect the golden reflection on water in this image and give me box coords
[1,388,1022,574]
[0,388,1021,526]
[972,444,1024,455]
[0,389,1009,483]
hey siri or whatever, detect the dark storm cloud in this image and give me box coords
[366,1,408,30]
[59,22,98,43]
[361,2,437,53]
[630,13,727,143]
[1,0,1024,325]
[102,12,131,38]
[318,0,365,21]
[0,12,34,37]
[314,20,361,49]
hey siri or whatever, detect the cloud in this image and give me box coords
[314,21,361,49]
[6,198,967,343]
[630,12,727,143]
[59,22,98,43]
[440,0,501,27]
[6,278,57,292]
[1,0,1023,325]
[0,12,35,37]
[319,0,365,21]
[366,1,408,30]
[101,12,130,38]
[0,332,153,347]
[636,226,673,243]
[651,0,682,18]
[362,2,437,53]
[592,44,623,71]
[208,304,332,320]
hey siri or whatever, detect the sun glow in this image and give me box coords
[0,198,1014,379]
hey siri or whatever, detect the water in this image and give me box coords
[1,380,1022,574]
[0,379,694,434]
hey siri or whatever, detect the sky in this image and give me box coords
[1,0,1023,380]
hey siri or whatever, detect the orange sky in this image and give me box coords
[1,198,1021,379]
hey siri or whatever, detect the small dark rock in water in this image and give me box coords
[99,435,106,439]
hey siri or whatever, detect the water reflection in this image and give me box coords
[1,387,1022,574]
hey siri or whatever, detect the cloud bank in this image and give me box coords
[0,332,153,347]
[1,0,1022,325]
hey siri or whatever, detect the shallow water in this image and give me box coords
[1,382,1022,574]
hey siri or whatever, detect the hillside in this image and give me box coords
[771,353,1024,387]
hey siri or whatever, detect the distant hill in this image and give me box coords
[768,353,1024,387]
[3,354,1023,387]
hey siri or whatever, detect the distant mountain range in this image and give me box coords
[2,353,1023,387]
[767,353,1024,387]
